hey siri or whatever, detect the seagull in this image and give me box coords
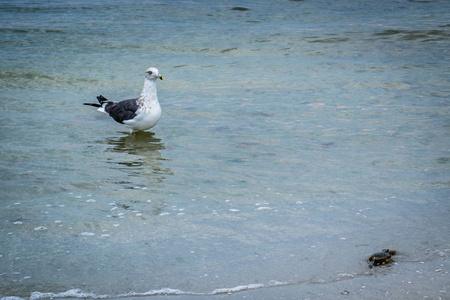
[84,67,163,132]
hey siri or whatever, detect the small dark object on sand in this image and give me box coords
[368,249,396,268]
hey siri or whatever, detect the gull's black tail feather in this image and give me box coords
[83,95,109,107]
[83,103,101,107]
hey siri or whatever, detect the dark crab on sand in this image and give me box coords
[368,249,397,267]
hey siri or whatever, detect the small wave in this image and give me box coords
[220,47,238,53]
[1,271,373,300]
[308,37,351,43]
[1,282,290,300]
[1,273,374,300]
[374,29,449,41]
[0,28,67,34]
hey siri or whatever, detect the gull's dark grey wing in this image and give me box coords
[104,98,139,124]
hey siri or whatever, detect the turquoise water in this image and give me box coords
[1,1,449,299]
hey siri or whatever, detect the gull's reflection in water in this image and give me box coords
[104,131,172,187]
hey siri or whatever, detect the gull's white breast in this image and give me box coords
[123,103,161,131]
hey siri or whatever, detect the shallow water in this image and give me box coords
[1,0,449,299]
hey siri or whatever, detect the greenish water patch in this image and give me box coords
[374,29,449,41]
[309,37,351,43]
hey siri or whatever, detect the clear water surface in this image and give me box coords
[0,0,449,299]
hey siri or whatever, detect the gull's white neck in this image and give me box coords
[138,78,159,112]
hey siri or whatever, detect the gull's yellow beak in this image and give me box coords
[160,75,164,80]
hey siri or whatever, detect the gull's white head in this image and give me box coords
[145,67,163,81]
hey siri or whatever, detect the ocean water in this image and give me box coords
[0,0,449,299]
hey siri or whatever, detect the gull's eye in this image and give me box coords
[147,71,153,75]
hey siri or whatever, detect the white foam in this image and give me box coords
[211,283,265,294]
[34,226,47,231]
[268,280,287,286]
[337,273,355,279]
[119,288,193,297]
[1,297,25,300]
[80,232,95,236]
[255,207,272,210]
[30,289,109,300]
